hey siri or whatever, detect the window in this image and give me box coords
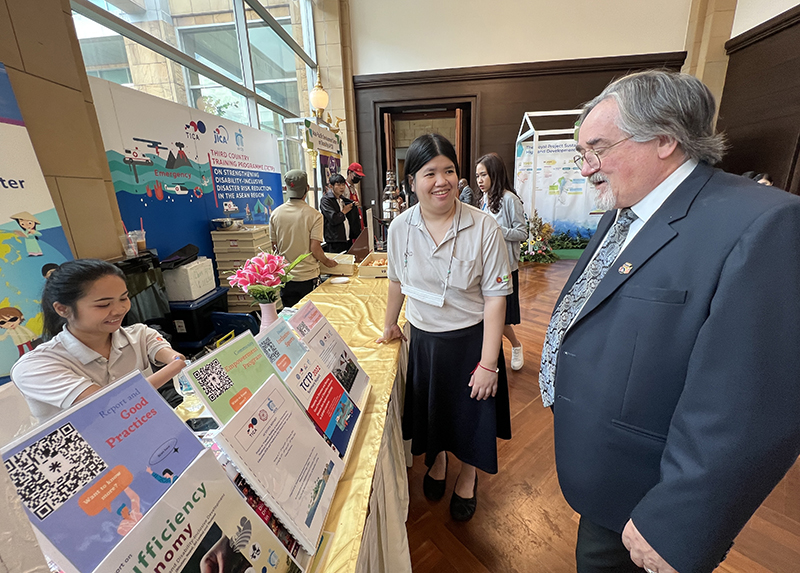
[71,0,316,147]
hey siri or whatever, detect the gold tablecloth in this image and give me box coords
[302,276,410,573]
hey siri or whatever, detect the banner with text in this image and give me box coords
[534,139,600,238]
[90,77,282,259]
[0,63,72,383]
[304,120,342,156]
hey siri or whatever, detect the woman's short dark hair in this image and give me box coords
[329,173,346,186]
[404,133,459,189]
[476,152,517,214]
[42,259,125,340]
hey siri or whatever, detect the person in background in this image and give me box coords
[742,170,774,186]
[539,70,800,573]
[378,133,512,522]
[270,169,337,308]
[345,162,366,230]
[321,173,360,253]
[458,178,480,207]
[402,179,418,207]
[11,259,186,423]
[476,153,527,371]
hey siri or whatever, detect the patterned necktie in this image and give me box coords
[539,208,638,407]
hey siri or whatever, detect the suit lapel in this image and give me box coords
[571,163,716,326]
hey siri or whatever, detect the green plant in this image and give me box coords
[520,209,559,264]
[549,232,591,250]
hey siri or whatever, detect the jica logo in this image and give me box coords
[235,128,244,149]
[184,120,205,140]
[214,125,229,144]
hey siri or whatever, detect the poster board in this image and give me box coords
[90,77,282,259]
[515,110,602,238]
[0,63,72,384]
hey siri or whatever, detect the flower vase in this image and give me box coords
[258,302,279,334]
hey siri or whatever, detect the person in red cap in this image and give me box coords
[345,162,365,230]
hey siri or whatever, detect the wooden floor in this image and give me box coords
[406,260,800,573]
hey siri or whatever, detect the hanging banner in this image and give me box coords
[534,140,600,237]
[514,141,535,217]
[90,77,282,259]
[304,120,342,156]
[0,63,72,384]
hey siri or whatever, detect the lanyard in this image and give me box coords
[401,202,462,307]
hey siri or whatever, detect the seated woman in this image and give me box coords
[11,259,186,423]
[320,174,361,253]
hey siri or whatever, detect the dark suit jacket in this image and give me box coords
[553,163,800,573]
[319,192,360,244]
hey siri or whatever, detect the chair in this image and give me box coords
[210,311,259,338]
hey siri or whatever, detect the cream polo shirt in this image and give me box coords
[11,323,172,423]
[387,202,512,333]
[269,199,324,281]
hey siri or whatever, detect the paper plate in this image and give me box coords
[330,276,350,284]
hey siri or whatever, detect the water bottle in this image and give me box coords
[173,362,204,413]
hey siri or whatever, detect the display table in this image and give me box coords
[300,276,412,573]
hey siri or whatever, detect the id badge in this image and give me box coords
[402,283,446,308]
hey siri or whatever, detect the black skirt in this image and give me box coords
[403,322,511,474]
[505,269,521,325]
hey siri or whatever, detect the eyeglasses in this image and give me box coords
[573,136,633,170]
[0,316,21,326]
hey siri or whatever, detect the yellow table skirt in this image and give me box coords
[302,276,411,573]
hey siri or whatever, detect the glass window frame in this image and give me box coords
[70,0,316,131]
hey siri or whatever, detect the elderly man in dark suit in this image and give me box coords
[539,70,800,573]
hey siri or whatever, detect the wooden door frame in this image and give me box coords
[371,96,479,191]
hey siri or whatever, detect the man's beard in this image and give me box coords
[589,173,616,211]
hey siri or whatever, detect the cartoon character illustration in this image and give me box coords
[201,174,210,187]
[10,211,44,256]
[0,307,39,357]
[146,466,175,485]
[244,203,253,222]
[41,263,58,279]
[116,487,143,536]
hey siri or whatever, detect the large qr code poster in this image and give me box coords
[191,358,235,402]
[4,423,106,520]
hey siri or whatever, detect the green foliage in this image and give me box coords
[520,209,559,264]
[549,232,590,250]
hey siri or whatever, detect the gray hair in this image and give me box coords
[580,70,727,165]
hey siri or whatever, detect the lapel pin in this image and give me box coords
[618,262,633,275]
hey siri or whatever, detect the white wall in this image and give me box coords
[731,0,799,37]
[349,0,692,75]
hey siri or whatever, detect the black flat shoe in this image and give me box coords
[450,473,478,521]
[423,454,448,501]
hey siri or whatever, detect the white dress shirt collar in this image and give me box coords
[629,159,699,224]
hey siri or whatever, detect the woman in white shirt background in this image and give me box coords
[11,259,185,423]
[378,133,512,522]
[476,152,528,371]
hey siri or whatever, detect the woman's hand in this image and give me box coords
[376,323,406,344]
[469,364,498,400]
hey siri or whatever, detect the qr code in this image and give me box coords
[258,338,280,363]
[4,423,107,520]
[295,323,310,337]
[192,359,234,401]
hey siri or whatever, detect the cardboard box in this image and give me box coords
[358,252,388,278]
[211,225,271,253]
[210,225,269,241]
[163,257,216,301]
[326,253,356,276]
